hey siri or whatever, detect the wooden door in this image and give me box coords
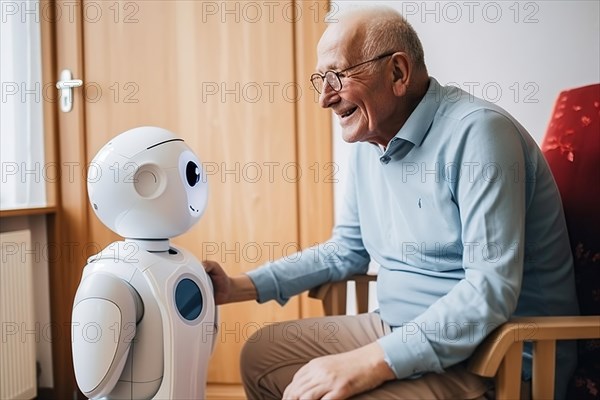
[53,0,332,390]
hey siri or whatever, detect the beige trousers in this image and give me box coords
[240,313,490,399]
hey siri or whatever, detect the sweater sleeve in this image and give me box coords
[247,148,371,305]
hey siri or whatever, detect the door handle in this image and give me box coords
[56,69,83,112]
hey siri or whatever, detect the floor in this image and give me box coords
[206,383,246,400]
[37,384,247,399]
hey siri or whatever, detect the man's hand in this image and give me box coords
[282,341,396,399]
[202,260,258,304]
[202,260,231,304]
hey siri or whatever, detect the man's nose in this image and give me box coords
[318,82,340,108]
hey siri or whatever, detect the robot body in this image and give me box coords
[72,127,216,399]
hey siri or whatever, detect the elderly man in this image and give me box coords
[204,6,578,399]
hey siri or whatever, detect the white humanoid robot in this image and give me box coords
[71,126,217,399]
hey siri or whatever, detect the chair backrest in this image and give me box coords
[541,83,600,398]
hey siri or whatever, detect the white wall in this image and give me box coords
[329,0,600,312]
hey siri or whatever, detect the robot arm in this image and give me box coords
[72,272,143,399]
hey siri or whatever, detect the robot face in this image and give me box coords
[88,127,208,239]
[178,150,207,217]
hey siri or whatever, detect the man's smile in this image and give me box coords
[338,106,358,119]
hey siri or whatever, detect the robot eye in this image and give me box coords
[186,161,200,187]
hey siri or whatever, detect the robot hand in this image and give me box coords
[72,272,143,399]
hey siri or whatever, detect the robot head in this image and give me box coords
[87,126,208,239]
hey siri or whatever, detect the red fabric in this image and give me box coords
[541,83,600,400]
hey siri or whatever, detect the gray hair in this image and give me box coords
[337,6,426,71]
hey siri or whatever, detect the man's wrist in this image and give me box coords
[228,274,258,303]
[369,342,397,382]
[354,342,396,383]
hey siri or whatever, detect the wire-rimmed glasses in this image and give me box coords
[310,51,396,94]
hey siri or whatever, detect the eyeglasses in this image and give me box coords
[310,51,396,94]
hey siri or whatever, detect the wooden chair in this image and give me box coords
[309,84,600,399]
[309,280,599,398]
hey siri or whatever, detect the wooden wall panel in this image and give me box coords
[294,0,333,318]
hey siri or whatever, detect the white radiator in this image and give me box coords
[1,230,37,399]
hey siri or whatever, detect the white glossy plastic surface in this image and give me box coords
[72,299,121,393]
[87,127,208,239]
[72,127,216,400]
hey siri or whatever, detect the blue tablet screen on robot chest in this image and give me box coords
[175,278,203,320]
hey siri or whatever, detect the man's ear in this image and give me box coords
[391,52,410,96]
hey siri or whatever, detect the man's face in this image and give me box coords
[315,24,398,145]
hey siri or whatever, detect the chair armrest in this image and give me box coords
[468,315,600,399]
[308,275,377,315]
[468,315,600,377]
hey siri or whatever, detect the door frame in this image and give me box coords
[46,0,92,397]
